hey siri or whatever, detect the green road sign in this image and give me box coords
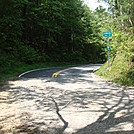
[107,46,111,51]
[103,31,112,37]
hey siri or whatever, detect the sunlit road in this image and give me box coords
[0,65,133,134]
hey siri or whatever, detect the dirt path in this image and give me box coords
[0,65,134,134]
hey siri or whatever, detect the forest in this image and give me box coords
[0,0,134,86]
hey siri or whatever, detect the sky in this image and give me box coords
[83,0,108,10]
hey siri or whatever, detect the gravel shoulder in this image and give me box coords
[0,65,134,134]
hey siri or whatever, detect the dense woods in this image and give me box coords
[0,0,133,85]
[0,0,105,66]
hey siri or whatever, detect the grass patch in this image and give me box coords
[96,54,134,86]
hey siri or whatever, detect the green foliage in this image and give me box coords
[0,0,106,82]
[100,0,134,32]
[96,1,134,86]
[1,0,105,63]
[1,0,133,87]
[96,53,134,86]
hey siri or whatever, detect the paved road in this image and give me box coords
[19,64,100,78]
[0,64,134,134]
[19,66,72,78]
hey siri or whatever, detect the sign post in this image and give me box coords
[102,31,112,70]
[107,38,110,69]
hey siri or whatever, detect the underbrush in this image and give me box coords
[96,53,134,86]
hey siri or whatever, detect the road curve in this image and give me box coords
[0,64,133,134]
[19,64,101,78]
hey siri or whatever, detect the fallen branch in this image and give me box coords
[50,97,68,129]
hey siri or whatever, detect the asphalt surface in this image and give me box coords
[0,64,134,134]
[19,64,101,79]
[19,66,71,78]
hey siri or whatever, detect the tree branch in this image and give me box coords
[50,97,68,128]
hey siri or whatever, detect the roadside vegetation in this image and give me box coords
[96,54,134,86]
[0,0,133,86]
[0,0,105,84]
[95,0,134,86]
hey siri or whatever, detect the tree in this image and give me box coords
[0,0,106,64]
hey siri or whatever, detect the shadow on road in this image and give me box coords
[0,66,134,134]
[73,90,134,134]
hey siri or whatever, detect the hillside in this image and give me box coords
[0,0,134,87]
[96,50,134,86]
[95,0,134,86]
